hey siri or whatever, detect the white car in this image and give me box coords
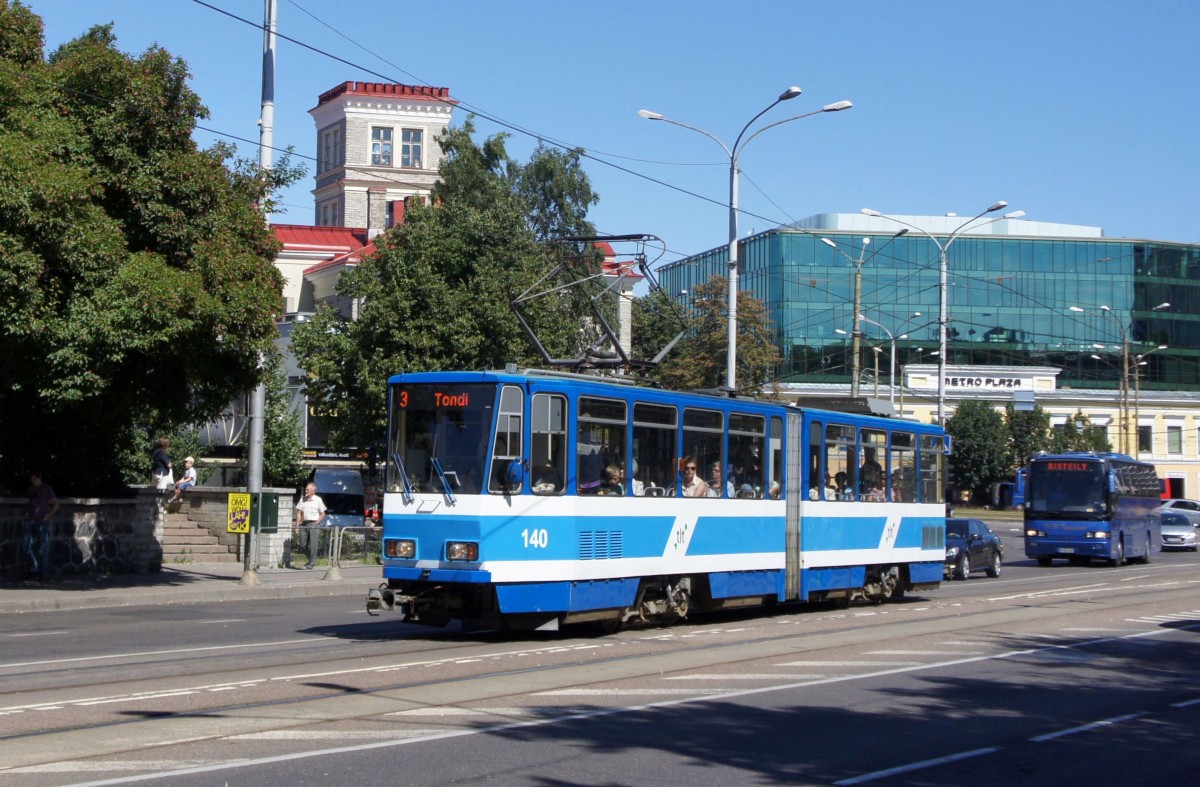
[1154,499,1200,527]
[1160,511,1199,552]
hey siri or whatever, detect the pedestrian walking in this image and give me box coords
[24,472,59,581]
[292,482,327,569]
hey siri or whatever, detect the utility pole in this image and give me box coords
[241,0,277,587]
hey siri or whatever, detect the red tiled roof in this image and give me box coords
[273,224,369,252]
[314,81,457,109]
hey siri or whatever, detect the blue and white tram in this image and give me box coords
[366,368,948,630]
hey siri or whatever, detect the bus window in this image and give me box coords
[632,402,677,496]
[825,424,857,501]
[889,432,916,502]
[729,413,766,498]
[919,434,946,504]
[861,429,886,501]
[683,408,724,499]
[577,396,626,495]
[530,393,567,494]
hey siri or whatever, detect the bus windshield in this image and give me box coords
[388,383,496,495]
[1026,460,1108,519]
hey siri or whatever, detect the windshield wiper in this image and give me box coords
[391,451,414,505]
[431,457,457,505]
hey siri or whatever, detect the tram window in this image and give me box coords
[825,424,857,501]
[889,432,916,502]
[633,402,677,496]
[684,408,724,499]
[577,396,627,495]
[861,429,886,502]
[808,421,823,500]
[919,434,946,504]
[531,393,566,495]
[769,416,783,499]
[729,413,766,498]
[488,386,524,493]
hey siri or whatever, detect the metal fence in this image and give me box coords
[294,525,382,568]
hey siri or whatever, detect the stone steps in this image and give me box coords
[162,512,239,563]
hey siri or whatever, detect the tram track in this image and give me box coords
[2,571,1198,776]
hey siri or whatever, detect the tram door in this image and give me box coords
[784,412,804,601]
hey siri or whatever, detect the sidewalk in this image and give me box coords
[0,562,384,615]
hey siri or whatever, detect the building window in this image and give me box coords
[1137,425,1152,453]
[371,127,393,166]
[319,199,339,227]
[401,128,423,168]
[1167,425,1182,454]
[319,127,341,174]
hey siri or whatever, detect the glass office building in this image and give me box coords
[659,214,1200,395]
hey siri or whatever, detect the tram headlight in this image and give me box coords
[446,541,479,561]
[385,539,415,559]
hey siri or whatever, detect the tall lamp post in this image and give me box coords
[1073,302,1170,454]
[639,90,852,390]
[860,204,1023,425]
[1135,344,1169,452]
[820,230,907,397]
[857,314,904,410]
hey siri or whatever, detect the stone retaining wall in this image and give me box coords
[1,487,297,580]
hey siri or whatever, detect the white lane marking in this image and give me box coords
[864,650,983,656]
[0,637,321,670]
[232,730,444,740]
[988,583,1112,601]
[200,619,246,625]
[776,660,920,667]
[663,674,827,681]
[1171,697,1200,708]
[4,630,69,637]
[1030,712,1144,742]
[834,747,1000,785]
[0,680,267,714]
[1060,627,1136,632]
[10,761,228,774]
[535,688,728,696]
[52,622,1200,787]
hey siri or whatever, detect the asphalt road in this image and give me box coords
[1,523,1198,786]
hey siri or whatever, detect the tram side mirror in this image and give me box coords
[506,460,526,490]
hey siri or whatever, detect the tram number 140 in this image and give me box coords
[521,528,549,549]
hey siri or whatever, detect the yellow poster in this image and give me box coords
[227,492,251,534]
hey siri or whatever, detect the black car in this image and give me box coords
[944,518,1003,580]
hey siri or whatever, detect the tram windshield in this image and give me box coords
[1026,460,1108,519]
[388,383,496,495]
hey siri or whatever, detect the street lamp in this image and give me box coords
[1072,302,1170,454]
[860,204,1024,425]
[820,229,907,397]
[857,314,902,410]
[1135,344,1169,452]
[640,89,852,390]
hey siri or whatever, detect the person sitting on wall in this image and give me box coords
[170,457,197,504]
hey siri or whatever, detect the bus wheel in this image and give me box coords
[1107,539,1124,567]
[1141,535,1153,564]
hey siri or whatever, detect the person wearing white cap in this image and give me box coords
[170,457,197,504]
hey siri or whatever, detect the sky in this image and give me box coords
[28,0,1200,270]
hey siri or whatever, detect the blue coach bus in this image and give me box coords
[1024,452,1160,567]
[366,368,949,631]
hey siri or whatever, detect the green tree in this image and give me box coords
[1049,410,1112,454]
[1005,403,1051,471]
[946,400,1010,503]
[656,276,781,396]
[290,122,597,448]
[0,6,301,493]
